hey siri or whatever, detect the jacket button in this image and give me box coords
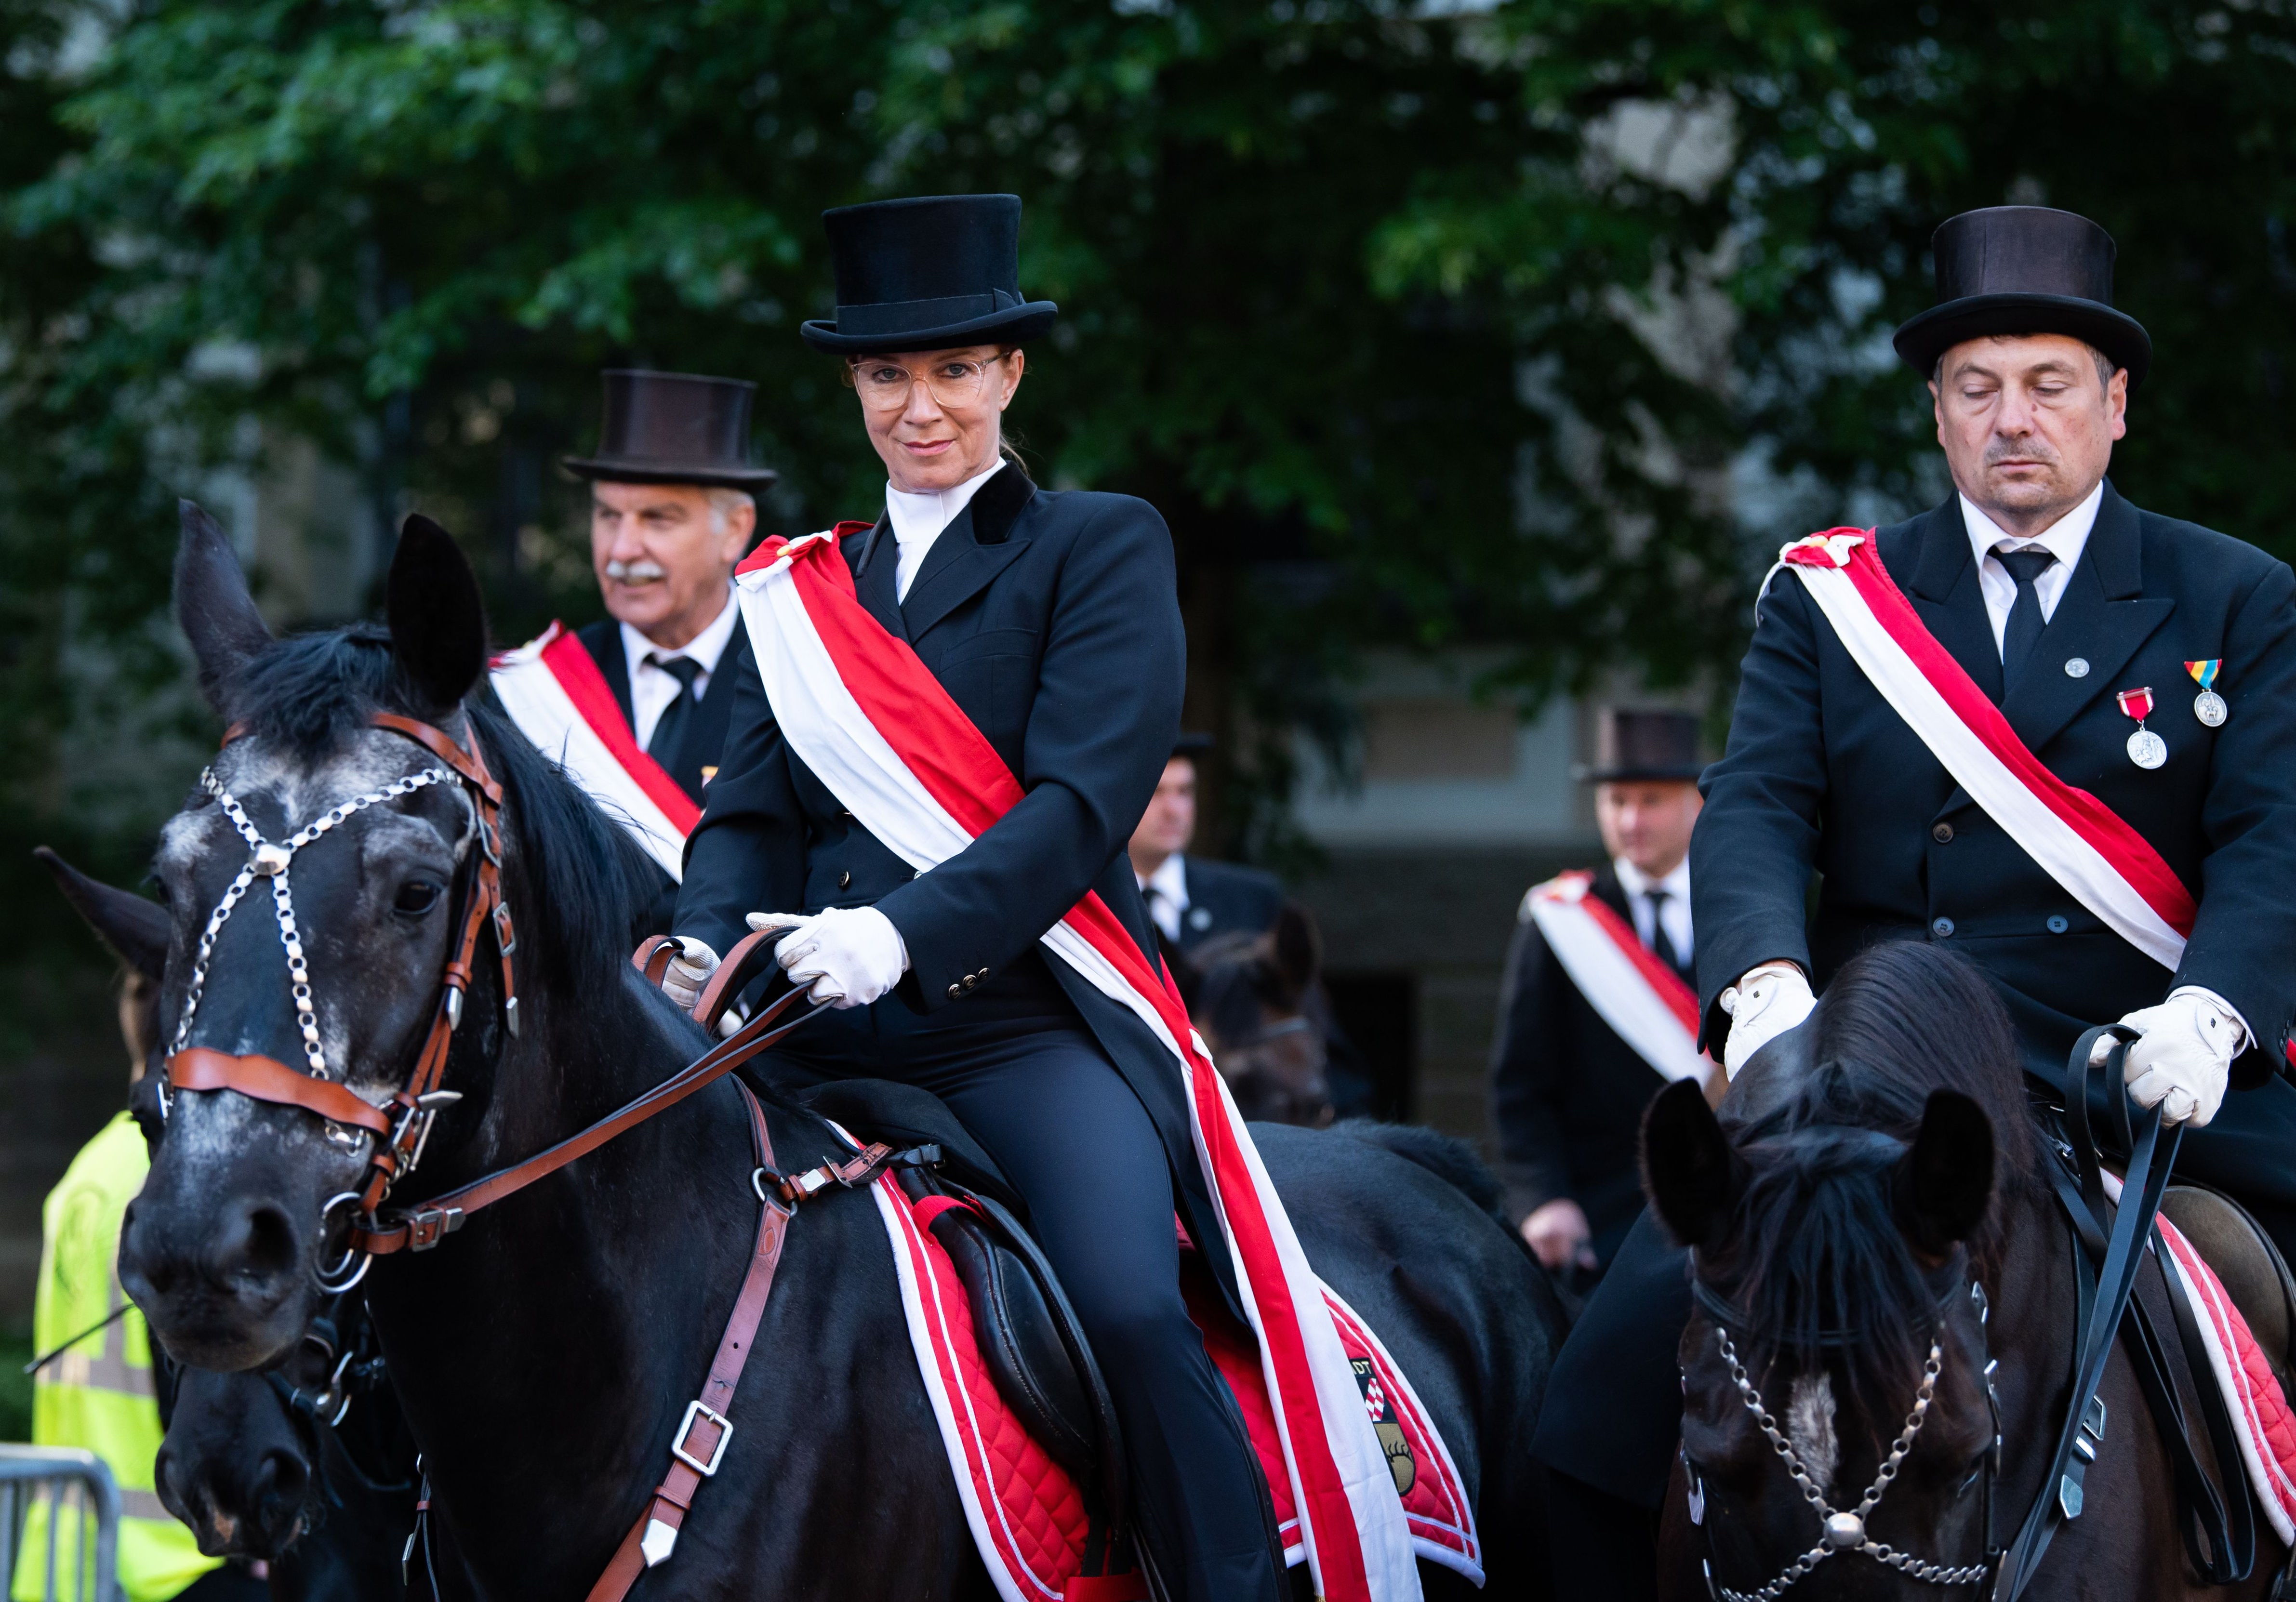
[2047,914,2070,934]
[961,975,978,991]
[946,983,962,1000]
[838,871,852,889]
[1930,916,1955,938]
[1931,822,1954,843]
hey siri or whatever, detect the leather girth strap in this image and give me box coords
[587,1078,787,1602]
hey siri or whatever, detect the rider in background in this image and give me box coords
[1534,204,2296,1602]
[654,194,1289,1602]
[1489,708,1705,1283]
[16,970,258,1602]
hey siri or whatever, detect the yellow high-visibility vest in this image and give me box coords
[13,1111,219,1602]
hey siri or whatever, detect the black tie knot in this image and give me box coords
[648,654,703,694]
[1997,547,2056,590]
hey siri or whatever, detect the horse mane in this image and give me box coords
[221,625,655,997]
[1716,940,2042,1431]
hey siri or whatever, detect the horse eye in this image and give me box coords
[395,881,443,916]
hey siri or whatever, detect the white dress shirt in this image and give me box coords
[621,589,741,751]
[1960,483,2103,655]
[1613,856,1692,965]
[1138,853,1190,944]
[886,461,1006,603]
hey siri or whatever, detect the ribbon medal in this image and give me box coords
[2186,659,2228,728]
[2119,687,2167,769]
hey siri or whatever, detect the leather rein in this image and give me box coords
[161,707,942,1599]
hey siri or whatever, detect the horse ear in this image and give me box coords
[1894,1090,1994,1255]
[1642,1078,1740,1249]
[1270,903,1321,1003]
[34,847,170,982]
[173,500,271,712]
[386,515,490,712]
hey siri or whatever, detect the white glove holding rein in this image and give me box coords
[751,906,910,1009]
[659,936,720,1013]
[1720,961,1817,1079]
[2095,988,2246,1128]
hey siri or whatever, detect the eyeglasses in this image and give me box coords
[846,353,1010,412]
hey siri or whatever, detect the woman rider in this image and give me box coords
[655,194,1289,1602]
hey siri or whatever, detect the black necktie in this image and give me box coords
[1645,888,1684,975]
[644,655,703,761]
[1997,547,2057,695]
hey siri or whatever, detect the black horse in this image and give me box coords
[117,504,1565,1600]
[1646,941,2287,1599]
[1185,905,1337,1128]
[40,845,421,1601]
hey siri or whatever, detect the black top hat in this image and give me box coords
[1574,709,1703,784]
[1892,207,2151,386]
[1171,731,1215,760]
[562,370,779,490]
[801,194,1059,356]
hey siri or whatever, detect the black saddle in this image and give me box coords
[794,1079,1132,1565]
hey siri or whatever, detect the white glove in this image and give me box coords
[1721,962,1816,1079]
[2106,990,2245,1127]
[660,937,719,1012]
[751,907,909,1010]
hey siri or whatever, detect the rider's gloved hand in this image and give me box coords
[751,907,908,1010]
[1720,962,1816,1079]
[2106,988,2247,1127]
[659,936,720,1013]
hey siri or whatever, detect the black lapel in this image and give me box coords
[847,517,905,641]
[900,467,1037,643]
[576,620,637,730]
[1901,499,2004,702]
[2000,482,2172,755]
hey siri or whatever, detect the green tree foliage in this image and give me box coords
[1,0,2292,902]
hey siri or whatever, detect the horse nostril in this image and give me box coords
[209,1200,302,1291]
[254,1445,310,1523]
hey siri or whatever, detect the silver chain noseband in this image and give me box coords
[170,765,452,1099]
[1708,1324,1991,1602]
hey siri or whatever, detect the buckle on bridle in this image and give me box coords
[670,1400,734,1477]
[404,1205,465,1252]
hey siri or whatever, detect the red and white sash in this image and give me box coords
[1769,530,2196,969]
[490,622,699,881]
[1522,873,1709,1083]
[732,530,1420,1602]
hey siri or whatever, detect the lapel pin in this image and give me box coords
[2118,687,2167,769]
[2064,657,2090,678]
[2185,660,2227,728]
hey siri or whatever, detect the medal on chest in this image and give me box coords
[2185,659,2228,727]
[2119,687,2167,769]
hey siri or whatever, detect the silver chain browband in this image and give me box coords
[171,765,453,1097]
[1708,1324,1991,1602]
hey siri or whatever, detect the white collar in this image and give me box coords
[1613,854,1690,904]
[619,586,739,680]
[1959,481,2103,571]
[1142,852,1189,907]
[885,460,1006,551]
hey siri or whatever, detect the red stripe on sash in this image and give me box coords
[1817,533,2196,938]
[1571,884,1701,1037]
[745,532,1376,1600]
[536,625,701,836]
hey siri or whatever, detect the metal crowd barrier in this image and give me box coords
[0,1446,120,1602]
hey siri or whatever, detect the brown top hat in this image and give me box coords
[1574,708,1704,783]
[562,370,779,490]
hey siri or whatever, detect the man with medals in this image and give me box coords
[650,195,1415,1602]
[1529,205,2296,1602]
[1489,710,1710,1283]
[489,370,774,931]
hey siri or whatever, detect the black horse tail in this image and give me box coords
[1330,1120,1507,1226]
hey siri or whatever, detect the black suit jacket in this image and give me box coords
[671,467,1229,1293]
[1489,868,1690,1264]
[1171,855,1285,951]
[1693,483,2296,1081]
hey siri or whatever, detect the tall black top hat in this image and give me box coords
[1574,709,1704,784]
[1892,207,2151,386]
[562,370,778,490]
[801,194,1058,356]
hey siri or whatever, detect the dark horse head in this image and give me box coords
[1646,942,2043,1598]
[1186,903,1334,1127]
[118,503,653,1370]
